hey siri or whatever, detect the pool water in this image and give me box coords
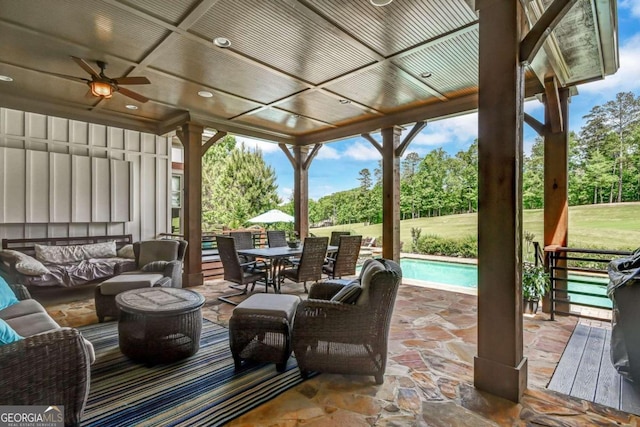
[399,258,612,309]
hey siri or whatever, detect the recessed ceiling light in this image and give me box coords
[420,72,433,78]
[339,99,351,104]
[125,104,138,110]
[213,37,231,48]
[370,0,393,6]
[0,75,13,82]
[198,90,214,98]
[292,114,301,118]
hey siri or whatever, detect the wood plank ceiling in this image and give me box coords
[0,0,618,144]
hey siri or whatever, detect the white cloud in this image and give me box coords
[315,144,341,160]
[278,187,293,202]
[235,136,280,153]
[620,0,640,17]
[411,112,478,147]
[342,140,381,161]
[579,33,640,94]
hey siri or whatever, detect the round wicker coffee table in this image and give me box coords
[115,287,205,364]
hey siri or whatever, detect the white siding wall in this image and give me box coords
[0,108,171,242]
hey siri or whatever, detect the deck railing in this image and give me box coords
[545,246,631,321]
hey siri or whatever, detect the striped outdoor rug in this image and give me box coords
[79,319,306,426]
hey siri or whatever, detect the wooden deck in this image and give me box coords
[548,324,640,415]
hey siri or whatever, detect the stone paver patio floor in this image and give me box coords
[42,278,638,426]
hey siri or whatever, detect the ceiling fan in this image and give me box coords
[53,56,151,103]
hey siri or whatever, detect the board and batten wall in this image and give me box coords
[0,108,172,242]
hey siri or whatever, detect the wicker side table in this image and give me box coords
[115,287,205,364]
[229,294,300,372]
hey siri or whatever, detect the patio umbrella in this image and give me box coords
[247,209,294,224]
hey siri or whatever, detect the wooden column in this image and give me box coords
[544,83,570,313]
[474,0,527,402]
[381,126,402,262]
[178,123,203,287]
[280,144,322,239]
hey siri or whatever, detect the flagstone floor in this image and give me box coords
[40,279,638,426]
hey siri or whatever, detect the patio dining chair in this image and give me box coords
[267,230,288,248]
[279,236,328,293]
[329,231,351,247]
[216,235,268,305]
[323,235,362,279]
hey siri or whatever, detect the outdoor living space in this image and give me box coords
[38,274,633,426]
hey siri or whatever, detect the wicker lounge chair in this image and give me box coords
[216,235,268,305]
[279,236,328,293]
[323,235,362,279]
[292,258,402,384]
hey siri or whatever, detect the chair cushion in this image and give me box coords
[138,240,179,267]
[357,259,386,306]
[0,276,18,311]
[233,294,300,320]
[99,274,164,295]
[0,318,22,345]
[142,261,169,272]
[330,283,362,304]
[0,299,46,320]
[5,312,60,337]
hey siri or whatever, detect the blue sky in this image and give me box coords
[239,2,640,202]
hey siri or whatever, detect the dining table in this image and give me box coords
[236,245,338,292]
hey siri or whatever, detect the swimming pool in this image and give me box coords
[399,258,612,308]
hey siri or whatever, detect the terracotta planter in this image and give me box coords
[523,298,539,314]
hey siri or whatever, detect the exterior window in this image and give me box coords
[171,175,182,208]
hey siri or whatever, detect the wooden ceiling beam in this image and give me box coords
[302,144,323,170]
[520,0,578,64]
[523,113,545,136]
[361,133,383,155]
[544,76,563,133]
[201,130,227,156]
[397,121,427,156]
[279,144,297,168]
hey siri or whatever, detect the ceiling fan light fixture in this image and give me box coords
[370,0,393,6]
[213,37,231,48]
[90,81,113,98]
[0,75,13,82]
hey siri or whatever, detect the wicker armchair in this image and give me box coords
[217,235,268,305]
[323,235,362,279]
[1,284,92,426]
[267,230,288,247]
[280,237,328,293]
[292,258,402,384]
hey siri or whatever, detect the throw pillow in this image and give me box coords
[35,244,84,264]
[141,261,169,273]
[330,283,362,305]
[0,276,19,311]
[0,250,50,276]
[117,244,135,259]
[0,318,23,345]
[80,241,117,259]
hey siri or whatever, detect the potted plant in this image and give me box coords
[522,262,550,314]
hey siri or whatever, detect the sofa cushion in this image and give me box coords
[36,244,84,264]
[80,241,116,259]
[0,250,50,276]
[99,274,164,295]
[330,283,362,304]
[0,276,18,311]
[0,318,22,345]
[5,312,60,337]
[0,299,47,320]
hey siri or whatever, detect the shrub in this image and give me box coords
[414,234,477,258]
[522,262,549,300]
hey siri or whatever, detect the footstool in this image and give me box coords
[229,294,300,372]
[95,274,170,322]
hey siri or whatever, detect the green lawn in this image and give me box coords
[311,202,640,252]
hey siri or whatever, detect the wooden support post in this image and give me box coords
[543,87,570,313]
[474,0,527,402]
[178,123,204,287]
[381,126,402,262]
[280,144,321,239]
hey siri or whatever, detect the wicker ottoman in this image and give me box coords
[115,287,205,364]
[229,294,300,372]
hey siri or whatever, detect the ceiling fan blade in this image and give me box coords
[47,72,90,83]
[71,56,100,78]
[118,86,149,103]
[113,76,150,85]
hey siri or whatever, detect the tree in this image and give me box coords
[523,137,544,209]
[202,138,280,229]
